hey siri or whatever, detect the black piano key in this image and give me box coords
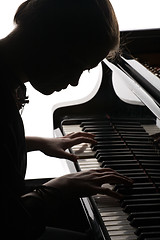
[136,226,160,236]
[125,193,160,201]
[112,119,141,124]
[128,211,160,221]
[131,216,160,227]
[121,198,160,208]
[117,127,146,132]
[80,121,110,127]
[82,127,114,132]
[139,160,160,165]
[123,136,152,141]
[119,131,148,135]
[94,136,121,142]
[117,169,145,174]
[128,144,155,149]
[92,143,127,151]
[124,203,160,213]
[95,149,132,158]
[137,231,160,240]
[116,182,154,189]
[136,155,160,160]
[142,238,160,240]
[150,176,160,182]
[95,140,124,145]
[111,120,141,125]
[125,176,149,183]
[103,163,140,170]
[147,169,160,174]
[92,133,119,137]
[133,149,159,154]
[98,155,134,162]
[142,163,160,169]
[117,186,157,195]
[101,160,138,168]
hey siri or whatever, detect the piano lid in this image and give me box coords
[104,58,160,120]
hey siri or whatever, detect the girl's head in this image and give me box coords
[14,0,119,94]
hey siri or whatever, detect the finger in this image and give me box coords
[60,151,78,162]
[96,186,123,200]
[90,169,133,184]
[68,136,97,146]
[90,168,117,174]
[64,132,75,138]
[67,132,95,139]
[97,174,133,185]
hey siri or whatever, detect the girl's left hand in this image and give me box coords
[37,132,96,162]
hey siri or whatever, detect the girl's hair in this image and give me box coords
[14,0,119,59]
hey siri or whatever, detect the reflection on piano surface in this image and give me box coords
[53,28,160,240]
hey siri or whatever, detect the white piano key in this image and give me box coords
[111,235,136,240]
[63,124,82,134]
[102,215,128,221]
[142,124,160,135]
[109,230,136,236]
[107,225,135,231]
[100,211,127,217]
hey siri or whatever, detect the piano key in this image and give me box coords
[94,195,136,239]
[95,149,132,158]
[116,127,146,132]
[135,226,160,236]
[116,186,157,195]
[121,198,160,208]
[128,211,160,221]
[136,155,160,160]
[127,144,155,149]
[130,216,160,227]
[94,136,121,142]
[80,121,110,127]
[82,127,114,132]
[137,232,160,240]
[110,236,136,240]
[98,154,134,162]
[101,160,138,168]
[103,163,140,170]
[124,203,160,213]
[62,124,82,133]
[141,163,160,169]
[92,143,127,151]
[125,193,160,201]
[133,149,159,154]
[119,131,148,136]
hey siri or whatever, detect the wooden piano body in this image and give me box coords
[51,28,160,240]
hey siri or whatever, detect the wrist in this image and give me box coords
[26,136,45,152]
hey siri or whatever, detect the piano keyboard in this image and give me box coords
[62,117,160,240]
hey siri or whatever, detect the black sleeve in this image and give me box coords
[1,145,45,240]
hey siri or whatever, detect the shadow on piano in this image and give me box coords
[53,29,160,240]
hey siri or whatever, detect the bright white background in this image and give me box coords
[1,0,160,179]
[0,0,160,39]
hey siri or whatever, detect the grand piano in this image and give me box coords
[24,2,160,240]
[52,28,160,240]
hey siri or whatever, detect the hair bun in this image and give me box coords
[14,0,31,24]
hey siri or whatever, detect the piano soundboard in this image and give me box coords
[61,116,160,240]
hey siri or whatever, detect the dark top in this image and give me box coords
[1,58,45,239]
